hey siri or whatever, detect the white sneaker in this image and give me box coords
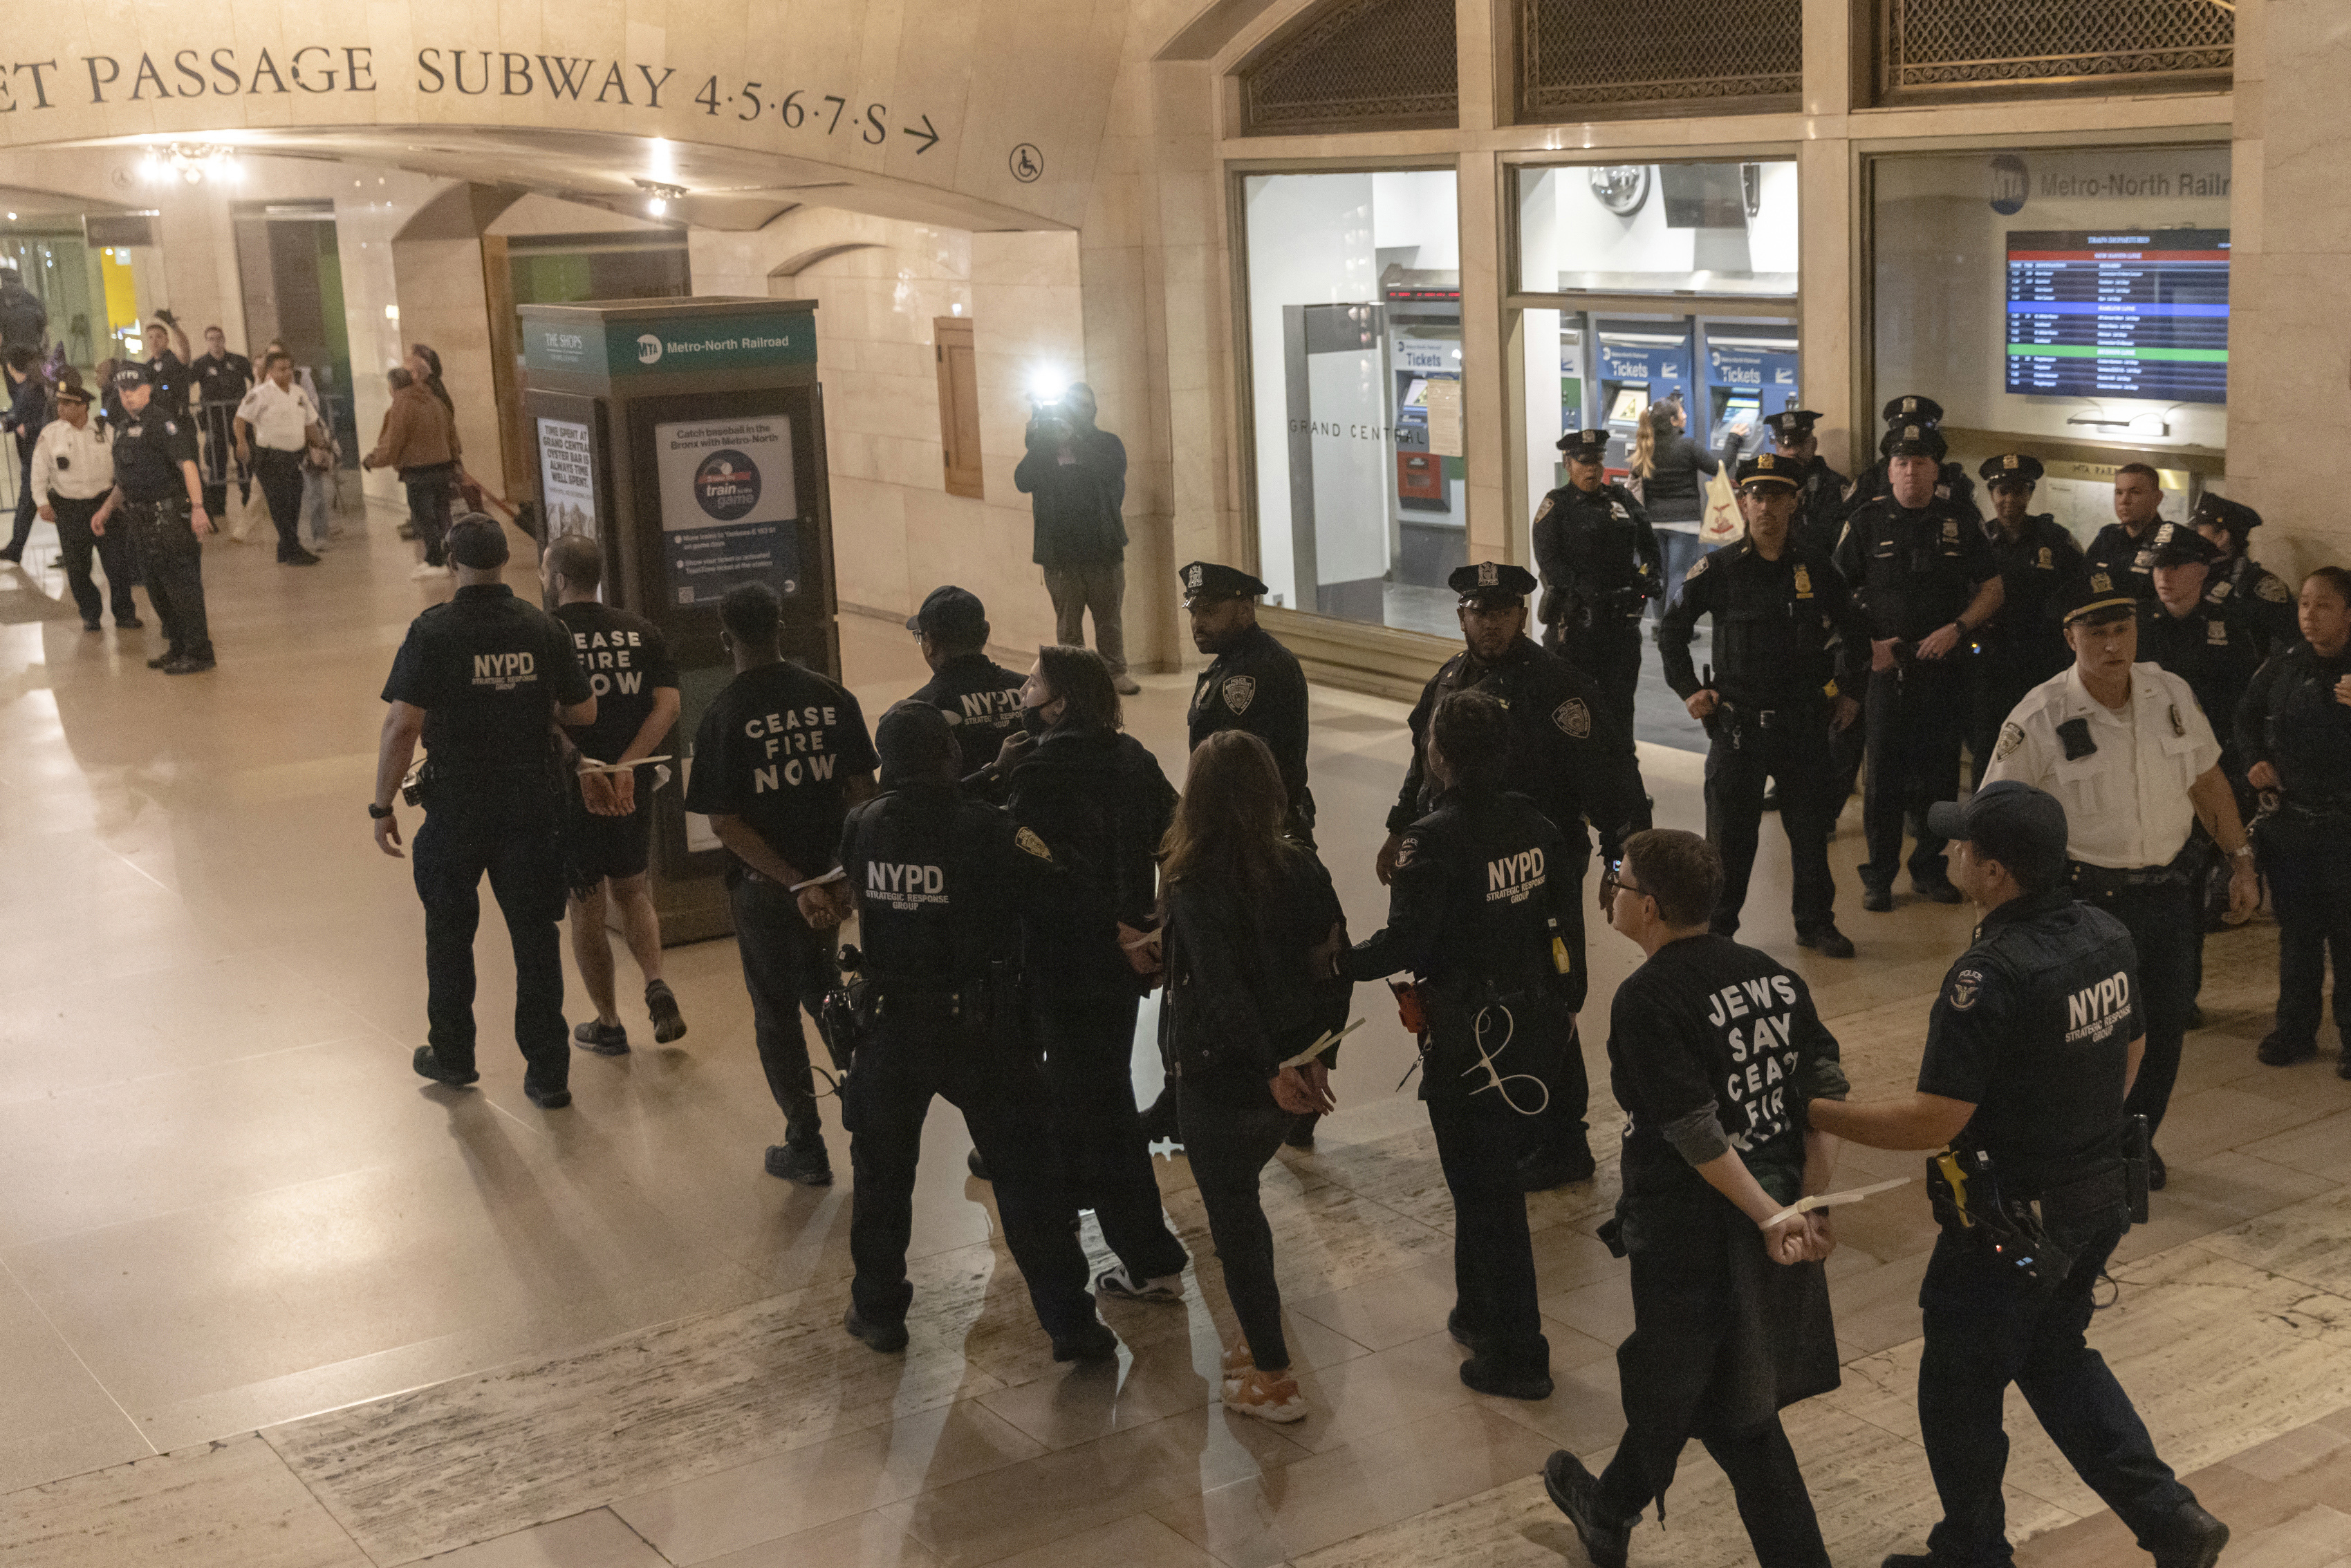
[1095,1264,1184,1303]
[410,561,445,579]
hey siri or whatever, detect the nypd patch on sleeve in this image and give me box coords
[1995,722,2026,760]
[1946,968,1985,1011]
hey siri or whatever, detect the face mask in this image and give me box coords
[1021,704,1054,739]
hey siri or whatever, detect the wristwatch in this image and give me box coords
[367,802,393,819]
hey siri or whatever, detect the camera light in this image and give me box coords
[1029,371,1066,404]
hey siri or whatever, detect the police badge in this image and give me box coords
[1478,561,1498,587]
[2206,621,2229,646]
[1995,721,2026,760]
[1947,968,1983,1011]
[1187,563,1204,591]
[2037,548,2052,570]
[1014,827,1054,861]
[2258,574,2292,603]
[1793,563,1812,597]
[1553,698,1592,738]
[1222,675,1257,714]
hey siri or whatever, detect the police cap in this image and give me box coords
[2146,521,2220,568]
[2189,493,2262,539]
[445,512,510,569]
[1881,422,1947,461]
[1735,451,1805,491]
[1449,561,1538,607]
[113,363,153,391]
[1178,561,1268,606]
[1555,427,1609,460]
[1925,781,2068,890]
[55,381,91,406]
[1881,394,1946,427]
[906,584,988,643]
[874,700,958,782]
[1760,408,1820,442]
[2059,568,2139,627]
[1978,452,2045,487]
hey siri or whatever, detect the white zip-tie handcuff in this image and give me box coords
[1464,1003,1550,1116]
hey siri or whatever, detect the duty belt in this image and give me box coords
[2067,842,2200,897]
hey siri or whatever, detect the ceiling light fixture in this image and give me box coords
[141,142,239,186]
[635,178,686,218]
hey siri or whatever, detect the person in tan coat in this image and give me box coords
[362,361,462,579]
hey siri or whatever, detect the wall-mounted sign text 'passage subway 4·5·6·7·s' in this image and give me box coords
[0,47,942,151]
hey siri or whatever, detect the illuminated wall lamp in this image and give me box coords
[634,179,686,217]
[141,142,241,185]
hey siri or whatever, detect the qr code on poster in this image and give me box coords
[678,587,696,604]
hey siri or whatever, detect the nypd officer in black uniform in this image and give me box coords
[1661,451,1868,957]
[1339,689,1584,1400]
[374,515,595,1108]
[1181,561,1312,839]
[905,586,1027,775]
[1967,453,2082,782]
[1531,428,1661,725]
[2189,494,2299,652]
[2238,566,2351,1072]
[1383,561,1646,1188]
[140,313,194,422]
[1838,395,1982,530]
[189,325,254,523]
[1812,782,2230,1568]
[1834,423,2004,910]
[684,581,880,1185]
[1758,408,1848,557]
[2082,463,2168,604]
[834,702,1118,1362]
[91,363,216,674]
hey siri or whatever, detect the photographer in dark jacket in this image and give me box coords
[1016,383,1139,695]
[1340,689,1586,1401]
[1160,730,1350,1423]
[997,644,1189,1299]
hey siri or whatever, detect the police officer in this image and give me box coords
[1760,407,1848,557]
[1531,429,1661,725]
[1169,558,1321,1148]
[141,313,194,422]
[1339,689,1583,1400]
[833,702,1119,1362]
[2189,494,2298,652]
[1834,424,2003,910]
[1837,395,1982,528]
[374,515,595,1108]
[1383,561,1646,1189]
[91,364,215,674]
[189,324,254,523]
[1544,828,1847,1568]
[31,380,140,632]
[2237,566,2351,1073]
[1181,561,1313,839]
[1810,782,2231,1568]
[683,581,880,1184]
[905,585,1028,774]
[1981,572,2258,1186]
[2082,462,2168,602]
[1661,451,1868,957]
[1966,454,2082,783]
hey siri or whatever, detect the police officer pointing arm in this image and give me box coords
[1808,783,2230,1568]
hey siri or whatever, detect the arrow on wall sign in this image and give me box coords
[904,115,940,153]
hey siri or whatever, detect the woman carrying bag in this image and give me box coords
[1158,730,1350,1422]
[990,645,1191,1304]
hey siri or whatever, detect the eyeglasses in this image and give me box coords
[1601,861,1644,902]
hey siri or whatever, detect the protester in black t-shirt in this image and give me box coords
[1810,783,2227,1568]
[1543,828,1845,1568]
[682,582,877,1184]
[375,516,594,1107]
[544,535,686,1055]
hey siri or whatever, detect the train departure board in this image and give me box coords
[2005,229,2229,404]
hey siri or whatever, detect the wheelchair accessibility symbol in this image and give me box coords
[1010,143,1043,183]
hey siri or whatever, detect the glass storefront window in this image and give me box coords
[1870,144,2230,537]
[1515,160,1798,298]
[1241,169,1462,634]
[1,230,114,373]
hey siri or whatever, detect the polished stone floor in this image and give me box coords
[0,501,2345,1567]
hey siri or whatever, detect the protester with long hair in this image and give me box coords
[1630,397,1743,601]
[995,644,1191,1300]
[1158,730,1348,1421]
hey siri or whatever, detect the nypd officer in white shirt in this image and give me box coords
[32,380,141,631]
[1978,568,2257,1190]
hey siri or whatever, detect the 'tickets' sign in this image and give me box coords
[654,416,800,607]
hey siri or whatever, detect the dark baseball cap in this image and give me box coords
[113,363,152,391]
[1926,781,2068,887]
[874,700,957,782]
[907,584,988,644]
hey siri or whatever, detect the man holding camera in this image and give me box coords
[1809,782,2229,1568]
[1016,383,1138,696]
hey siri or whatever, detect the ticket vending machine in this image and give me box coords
[1595,323,1694,474]
[518,297,837,944]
